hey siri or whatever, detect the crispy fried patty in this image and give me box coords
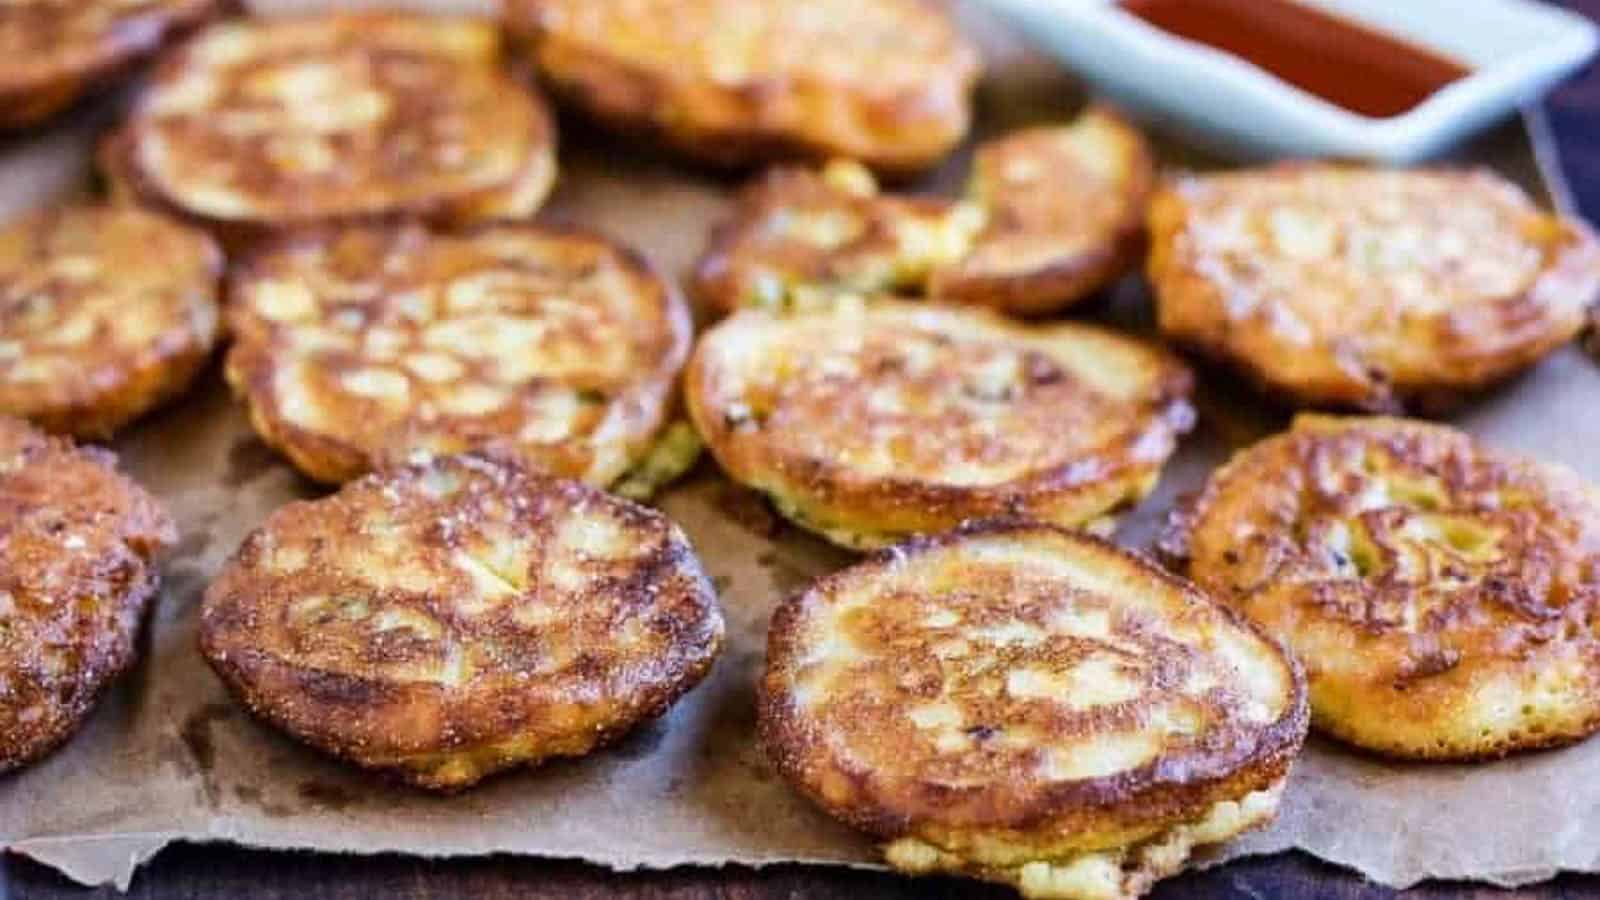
[0,205,221,438]
[103,14,556,249]
[761,522,1307,899]
[199,451,724,791]
[1149,164,1600,412]
[0,416,176,772]
[510,0,980,174]
[930,107,1155,316]
[1165,415,1600,760]
[226,223,690,487]
[691,160,982,318]
[692,107,1154,318]
[0,0,220,129]
[685,298,1194,549]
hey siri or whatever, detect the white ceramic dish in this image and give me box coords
[979,0,1599,162]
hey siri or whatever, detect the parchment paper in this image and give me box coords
[1,0,1598,891]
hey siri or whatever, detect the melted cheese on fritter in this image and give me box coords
[887,782,1283,900]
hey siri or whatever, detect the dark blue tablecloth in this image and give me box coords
[1552,1,1600,219]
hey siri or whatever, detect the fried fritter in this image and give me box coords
[509,0,980,174]
[226,223,691,488]
[102,14,556,250]
[930,107,1155,316]
[0,416,176,772]
[691,160,982,318]
[0,0,220,129]
[685,298,1194,549]
[1149,164,1600,412]
[1164,414,1600,760]
[760,521,1307,899]
[199,451,724,791]
[0,205,221,438]
[691,108,1155,319]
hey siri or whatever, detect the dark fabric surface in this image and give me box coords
[1551,0,1600,221]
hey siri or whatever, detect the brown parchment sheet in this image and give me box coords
[2,0,1598,891]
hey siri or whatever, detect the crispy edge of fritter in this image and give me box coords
[97,19,558,253]
[508,0,981,176]
[197,452,724,791]
[0,0,227,130]
[685,306,1196,550]
[221,222,694,487]
[757,521,1308,872]
[0,571,162,773]
[0,208,223,439]
[1160,414,1600,761]
[929,107,1157,317]
[1147,164,1600,414]
[0,419,176,772]
[885,779,1286,900]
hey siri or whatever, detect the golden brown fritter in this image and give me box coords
[226,223,691,488]
[0,0,220,129]
[691,160,982,318]
[930,107,1156,316]
[691,108,1155,319]
[0,416,176,773]
[685,298,1194,549]
[509,0,980,175]
[0,205,221,438]
[102,14,556,251]
[1149,164,1600,412]
[761,521,1307,899]
[199,451,724,791]
[1164,414,1600,760]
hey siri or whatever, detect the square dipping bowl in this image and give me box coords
[978,0,1599,163]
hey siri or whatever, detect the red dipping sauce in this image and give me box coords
[1121,0,1473,118]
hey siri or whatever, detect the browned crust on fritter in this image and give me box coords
[930,107,1157,317]
[690,163,964,318]
[0,205,221,438]
[224,221,691,487]
[508,0,980,175]
[0,416,176,772]
[101,14,557,254]
[689,106,1158,320]
[199,451,724,791]
[759,520,1308,851]
[1165,415,1600,760]
[685,300,1195,547]
[0,0,224,129]
[1148,163,1600,413]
